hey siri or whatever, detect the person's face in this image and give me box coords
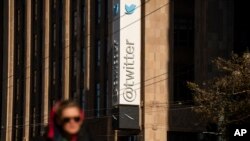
[61,107,83,135]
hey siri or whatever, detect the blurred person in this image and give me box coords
[34,100,92,141]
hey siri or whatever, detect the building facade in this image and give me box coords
[0,0,249,141]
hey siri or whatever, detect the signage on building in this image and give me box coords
[112,0,141,106]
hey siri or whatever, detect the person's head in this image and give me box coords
[55,100,84,135]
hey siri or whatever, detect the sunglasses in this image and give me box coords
[61,116,81,124]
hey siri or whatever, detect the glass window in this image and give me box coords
[17,44,20,65]
[16,79,20,101]
[81,89,86,109]
[14,114,19,141]
[234,1,250,54]
[96,83,100,117]
[35,0,38,20]
[34,34,38,57]
[81,49,85,72]
[31,107,36,137]
[34,71,37,93]
[53,61,56,85]
[17,10,20,31]
[97,40,101,66]
[98,0,101,23]
[74,11,78,36]
[53,24,56,47]
[173,0,194,102]
[74,51,77,76]
[53,0,56,9]
[105,80,109,115]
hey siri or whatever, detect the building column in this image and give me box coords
[5,0,15,141]
[63,0,71,99]
[41,0,50,131]
[85,0,91,91]
[143,0,170,141]
[23,0,32,140]
[84,0,93,116]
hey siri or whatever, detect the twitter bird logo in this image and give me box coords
[125,4,136,14]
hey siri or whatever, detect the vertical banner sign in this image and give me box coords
[112,0,141,106]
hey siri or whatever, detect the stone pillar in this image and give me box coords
[63,0,71,99]
[23,0,32,140]
[5,0,15,140]
[143,0,170,140]
[85,0,91,92]
[41,0,51,132]
[84,0,94,117]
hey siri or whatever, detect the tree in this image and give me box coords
[187,52,250,138]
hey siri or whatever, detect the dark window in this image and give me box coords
[16,79,20,101]
[92,0,109,118]
[81,0,86,73]
[0,0,3,100]
[97,40,101,66]
[119,136,140,141]
[70,0,85,100]
[95,83,101,117]
[80,0,86,109]
[234,1,250,54]
[0,0,3,129]
[52,61,56,85]
[167,131,211,141]
[74,11,78,36]
[34,71,37,93]
[49,0,63,101]
[82,49,85,72]
[105,80,109,114]
[17,44,20,65]
[12,0,26,140]
[97,0,101,23]
[74,52,77,76]
[81,89,86,109]
[30,0,43,138]
[173,0,194,102]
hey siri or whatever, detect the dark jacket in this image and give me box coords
[32,122,93,141]
[33,134,91,141]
